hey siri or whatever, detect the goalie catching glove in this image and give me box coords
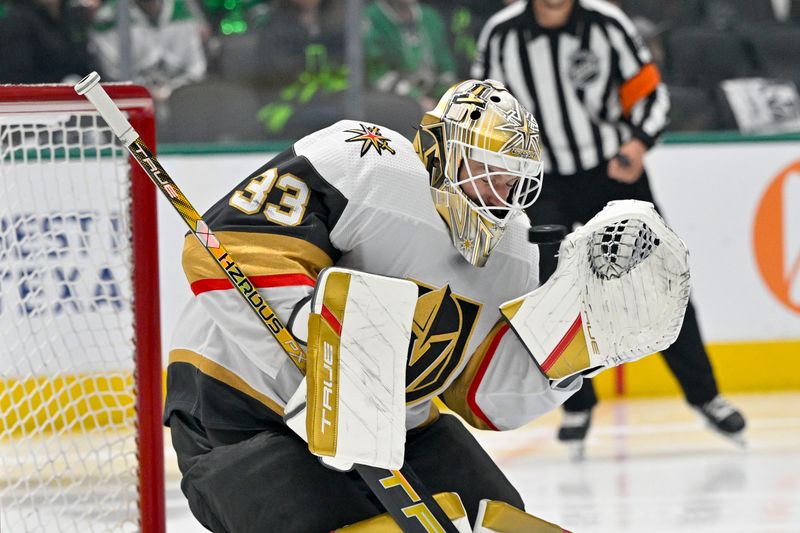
[284,267,417,471]
[500,200,690,385]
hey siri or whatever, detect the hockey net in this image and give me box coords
[0,85,163,532]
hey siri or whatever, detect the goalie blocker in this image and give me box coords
[501,200,690,384]
[285,267,417,470]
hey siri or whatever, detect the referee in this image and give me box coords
[472,0,745,455]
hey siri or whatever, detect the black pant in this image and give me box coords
[168,411,524,533]
[528,165,719,412]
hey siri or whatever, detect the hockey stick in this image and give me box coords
[75,73,460,533]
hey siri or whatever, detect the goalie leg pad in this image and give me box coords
[473,500,569,533]
[334,492,472,533]
[305,267,418,470]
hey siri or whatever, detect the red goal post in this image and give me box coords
[0,84,164,533]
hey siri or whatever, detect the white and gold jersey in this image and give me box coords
[165,120,578,433]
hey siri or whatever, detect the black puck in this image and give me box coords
[529,224,568,244]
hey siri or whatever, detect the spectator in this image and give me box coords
[90,0,207,102]
[253,0,348,137]
[427,1,510,79]
[196,0,267,36]
[364,0,457,110]
[0,0,101,84]
[254,0,345,88]
[473,0,746,457]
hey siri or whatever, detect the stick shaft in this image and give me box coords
[129,138,307,371]
[77,72,305,370]
[74,73,459,533]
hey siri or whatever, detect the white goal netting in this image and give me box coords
[0,108,145,532]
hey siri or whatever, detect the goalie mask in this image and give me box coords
[413,79,543,267]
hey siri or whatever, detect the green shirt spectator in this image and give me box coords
[0,0,101,83]
[91,0,207,101]
[364,0,456,108]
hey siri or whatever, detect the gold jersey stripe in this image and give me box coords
[181,231,333,286]
[168,348,285,417]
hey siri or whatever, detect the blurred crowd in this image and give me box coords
[1,0,799,142]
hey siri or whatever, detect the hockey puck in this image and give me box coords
[529,224,568,244]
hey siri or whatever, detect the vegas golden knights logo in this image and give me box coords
[406,283,481,404]
[344,123,396,157]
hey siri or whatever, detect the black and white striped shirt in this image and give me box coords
[472,0,670,176]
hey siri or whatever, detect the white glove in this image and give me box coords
[501,200,690,383]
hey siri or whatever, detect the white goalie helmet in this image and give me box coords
[413,79,544,267]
